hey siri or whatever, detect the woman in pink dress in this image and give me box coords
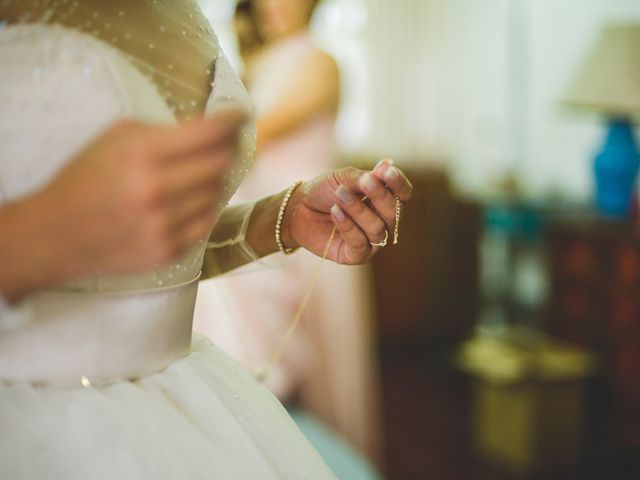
[194,0,382,465]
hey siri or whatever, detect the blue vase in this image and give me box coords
[594,118,640,218]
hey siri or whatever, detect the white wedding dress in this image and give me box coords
[0,15,336,480]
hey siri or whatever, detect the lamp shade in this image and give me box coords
[565,24,640,116]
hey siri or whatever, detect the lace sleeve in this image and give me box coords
[202,200,294,279]
[201,202,259,279]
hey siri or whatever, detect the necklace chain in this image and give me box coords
[253,226,337,382]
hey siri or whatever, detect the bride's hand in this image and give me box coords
[40,110,247,275]
[1,110,249,301]
[283,159,412,264]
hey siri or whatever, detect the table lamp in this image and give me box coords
[564,24,640,218]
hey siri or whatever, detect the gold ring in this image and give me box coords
[370,229,389,248]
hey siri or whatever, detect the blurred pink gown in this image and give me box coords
[194,32,382,460]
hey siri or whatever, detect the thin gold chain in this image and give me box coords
[254,226,337,381]
[257,191,402,380]
[393,195,401,244]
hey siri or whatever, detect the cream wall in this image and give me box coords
[317,0,640,200]
[525,0,640,200]
[200,0,640,200]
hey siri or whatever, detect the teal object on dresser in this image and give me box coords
[594,118,640,217]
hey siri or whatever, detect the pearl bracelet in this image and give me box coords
[275,181,303,255]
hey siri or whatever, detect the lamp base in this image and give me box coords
[594,118,640,218]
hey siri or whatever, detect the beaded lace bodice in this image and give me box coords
[2,0,224,120]
[0,1,260,383]
[0,1,256,293]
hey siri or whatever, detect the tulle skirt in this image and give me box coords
[0,335,336,479]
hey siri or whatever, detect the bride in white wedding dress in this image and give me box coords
[0,1,412,478]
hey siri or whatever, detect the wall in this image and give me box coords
[525,0,640,200]
[316,0,640,200]
[200,0,640,200]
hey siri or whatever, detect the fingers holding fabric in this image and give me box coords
[152,109,247,159]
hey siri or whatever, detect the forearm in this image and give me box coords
[246,189,299,257]
[201,188,301,278]
[255,106,331,150]
[255,110,303,150]
[255,52,339,150]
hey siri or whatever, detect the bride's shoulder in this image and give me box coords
[0,23,174,124]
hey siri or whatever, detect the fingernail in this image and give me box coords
[375,157,394,169]
[385,166,400,182]
[360,173,378,193]
[331,204,346,221]
[335,185,355,205]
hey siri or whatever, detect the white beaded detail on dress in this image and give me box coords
[0,19,255,292]
[2,0,222,116]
